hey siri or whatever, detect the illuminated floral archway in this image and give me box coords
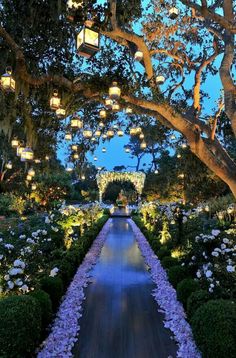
[96,171,146,202]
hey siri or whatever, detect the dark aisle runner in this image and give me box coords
[73,218,177,358]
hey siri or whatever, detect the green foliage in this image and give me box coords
[186,289,210,318]
[0,295,41,358]
[161,255,178,269]
[167,265,190,289]
[30,289,52,331]
[156,246,170,259]
[40,276,64,311]
[191,300,236,358]
[0,193,26,216]
[177,278,200,307]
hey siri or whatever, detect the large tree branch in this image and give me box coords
[180,0,236,34]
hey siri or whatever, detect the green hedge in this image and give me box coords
[177,278,200,308]
[30,289,53,332]
[186,289,210,318]
[191,300,236,358]
[167,265,190,288]
[161,255,178,269]
[0,295,41,358]
[40,276,64,311]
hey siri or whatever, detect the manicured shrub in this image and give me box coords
[177,278,200,307]
[58,259,76,286]
[161,255,178,269]
[40,276,64,311]
[187,289,210,318]
[191,300,236,358]
[30,289,52,330]
[0,295,41,358]
[157,246,170,259]
[167,265,190,288]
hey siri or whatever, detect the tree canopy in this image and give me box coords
[0,0,235,196]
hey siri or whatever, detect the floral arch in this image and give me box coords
[96,171,146,203]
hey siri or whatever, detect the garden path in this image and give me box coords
[73,218,177,358]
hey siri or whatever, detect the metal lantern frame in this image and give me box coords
[77,26,100,58]
[70,117,83,129]
[1,67,15,92]
[50,90,61,110]
[109,82,121,100]
[21,147,34,162]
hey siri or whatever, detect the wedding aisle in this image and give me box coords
[73,218,177,358]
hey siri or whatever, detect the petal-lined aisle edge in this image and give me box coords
[128,219,201,358]
[38,219,112,358]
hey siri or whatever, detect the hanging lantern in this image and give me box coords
[177,154,181,159]
[50,90,61,110]
[77,27,100,58]
[94,156,98,161]
[34,158,41,164]
[178,173,185,179]
[134,51,143,61]
[156,75,165,85]
[81,175,85,180]
[83,129,93,138]
[26,174,32,181]
[31,183,37,191]
[125,146,130,153]
[102,134,107,139]
[102,147,106,153]
[140,141,147,149]
[105,98,113,109]
[154,169,159,174]
[130,128,137,136]
[71,144,78,151]
[107,129,114,138]
[99,121,105,128]
[97,166,102,171]
[1,67,15,92]
[126,107,133,114]
[170,134,176,140]
[169,7,179,19]
[117,129,124,137]
[99,110,107,119]
[11,138,19,148]
[73,153,79,159]
[95,130,101,137]
[91,137,96,142]
[21,147,34,161]
[28,168,35,177]
[56,107,66,118]
[112,103,120,112]
[66,163,73,172]
[45,155,50,161]
[181,143,187,149]
[67,0,83,10]
[65,132,72,141]
[109,82,121,100]
[139,133,144,140]
[5,161,12,170]
[136,127,142,134]
[70,117,83,129]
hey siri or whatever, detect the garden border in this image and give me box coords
[38,218,112,358]
[128,218,201,358]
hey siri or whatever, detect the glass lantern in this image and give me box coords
[83,129,93,138]
[170,134,176,140]
[67,0,83,10]
[17,146,24,157]
[112,103,120,112]
[93,156,98,161]
[130,128,137,136]
[1,67,15,92]
[169,7,179,19]
[136,127,142,134]
[99,110,106,119]
[134,51,143,61]
[65,132,72,141]
[34,158,41,164]
[95,130,101,137]
[178,173,185,179]
[21,147,34,161]
[139,133,144,140]
[181,143,187,149]
[91,137,96,142]
[66,163,74,172]
[177,154,181,159]
[125,146,130,153]
[31,183,37,191]
[109,82,121,100]
[140,141,147,149]
[117,129,124,137]
[5,161,12,170]
[70,117,83,129]
[26,174,32,181]
[99,121,105,128]
[156,75,165,85]
[126,107,133,114]
[77,27,100,58]
[154,169,159,174]
[71,144,78,151]
[11,138,19,148]
[50,90,61,110]
[102,147,106,153]
[107,129,114,138]
[81,175,85,180]
[102,134,107,139]
[56,107,66,118]
[28,168,35,177]
[73,153,79,159]
[45,155,50,161]
[105,98,113,109]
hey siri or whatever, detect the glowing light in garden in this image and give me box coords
[21,147,34,161]
[134,51,143,61]
[77,27,100,58]
[0,67,15,92]
[50,90,61,110]
[109,82,121,100]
